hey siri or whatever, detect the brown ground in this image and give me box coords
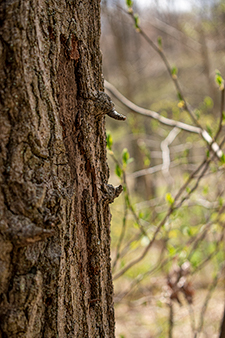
[115,289,224,338]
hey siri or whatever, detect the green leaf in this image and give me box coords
[167,244,176,257]
[134,13,140,30]
[126,0,133,8]
[138,211,144,219]
[165,192,174,205]
[144,157,150,166]
[157,36,162,49]
[171,66,178,79]
[122,148,130,165]
[133,222,139,229]
[215,69,224,90]
[177,92,183,101]
[219,197,223,206]
[187,228,194,237]
[204,96,213,108]
[190,250,202,268]
[125,194,129,206]
[168,229,178,239]
[115,164,122,178]
[206,124,212,137]
[194,109,200,120]
[203,185,209,195]
[220,153,225,164]
[106,132,113,150]
[120,259,125,268]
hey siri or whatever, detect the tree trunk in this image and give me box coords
[0,1,118,337]
[219,304,225,338]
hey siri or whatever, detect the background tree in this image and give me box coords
[0,1,120,337]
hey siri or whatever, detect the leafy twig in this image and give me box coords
[113,150,217,280]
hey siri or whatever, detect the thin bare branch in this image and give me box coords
[161,127,181,180]
[105,80,223,158]
[105,80,201,133]
[128,161,180,179]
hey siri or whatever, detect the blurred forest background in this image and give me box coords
[101,0,225,337]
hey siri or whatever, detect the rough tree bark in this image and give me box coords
[0,1,121,337]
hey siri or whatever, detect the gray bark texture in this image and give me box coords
[0,1,117,337]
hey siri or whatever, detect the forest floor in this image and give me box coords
[115,288,224,338]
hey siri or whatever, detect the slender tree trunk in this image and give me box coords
[0,1,117,337]
[219,304,225,338]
